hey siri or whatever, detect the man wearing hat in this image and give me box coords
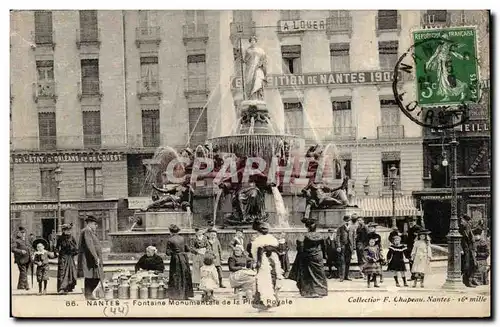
[404,216,422,280]
[77,216,103,299]
[324,228,339,278]
[354,214,368,278]
[206,227,225,288]
[336,215,355,281]
[11,226,33,290]
[459,214,477,287]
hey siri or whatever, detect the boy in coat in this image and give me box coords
[77,216,103,299]
[207,228,226,288]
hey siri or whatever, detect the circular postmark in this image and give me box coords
[393,27,484,130]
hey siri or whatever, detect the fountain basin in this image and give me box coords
[136,211,193,231]
[311,208,363,228]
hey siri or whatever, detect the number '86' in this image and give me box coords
[65,301,77,307]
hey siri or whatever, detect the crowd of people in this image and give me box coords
[11,212,490,307]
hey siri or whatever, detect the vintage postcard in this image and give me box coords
[10,9,491,318]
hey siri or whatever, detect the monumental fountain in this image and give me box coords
[109,36,360,254]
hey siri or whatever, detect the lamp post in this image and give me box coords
[443,128,463,289]
[236,24,246,99]
[54,164,62,235]
[363,177,370,195]
[389,164,398,229]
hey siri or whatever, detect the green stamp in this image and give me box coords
[413,27,480,107]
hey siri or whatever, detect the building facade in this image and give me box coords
[10,10,488,239]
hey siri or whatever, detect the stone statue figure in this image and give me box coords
[142,176,193,212]
[301,177,353,209]
[244,35,267,101]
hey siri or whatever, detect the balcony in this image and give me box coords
[229,21,256,44]
[184,76,209,97]
[78,80,103,101]
[326,16,352,35]
[383,176,401,191]
[137,78,162,100]
[135,27,162,47]
[376,14,401,35]
[32,30,55,49]
[76,28,101,49]
[182,23,209,45]
[32,81,57,103]
[377,125,404,139]
[288,127,356,142]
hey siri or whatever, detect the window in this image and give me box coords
[187,54,207,91]
[36,60,55,97]
[188,107,208,146]
[283,102,303,135]
[85,168,103,197]
[280,10,300,20]
[463,141,489,175]
[330,43,350,72]
[233,10,252,23]
[81,59,99,95]
[38,112,56,150]
[426,10,448,23]
[382,153,401,190]
[332,100,352,137]
[281,45,301,74]
[377,10,398,30]
[79,10,98,42]
[82,111,101,148]
[380,99,400,126]
[335,158,352,179]
[138,10,158,31]
[328,10,350,30]
[40,168,57,198]
[186,10,205,24]
[34,11,53,44]
[379,41,398,70]
[140,56,159,91]
[142,109,160,147]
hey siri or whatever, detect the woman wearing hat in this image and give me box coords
[165,224,194,300]
[55,223,78,294]
[250,221,284,311]
[410,229,432,288]
[289,219,328,298]
[190,228,209,290]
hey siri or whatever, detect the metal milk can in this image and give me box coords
[118,275,130,299]
[149,275,159,299]
[157,280,166,299]
[139,279,149,299]
[111,277,119,299]
[129,278,139,299]
[104,285,114,300]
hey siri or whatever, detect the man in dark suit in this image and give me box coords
[324,228,339,279]
[354,214,368,278]
[77,216,103,299]
[11,226,33,290]
[403,216,422,280]
[337,215,355,282]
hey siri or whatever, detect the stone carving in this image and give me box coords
[244,35,267,101]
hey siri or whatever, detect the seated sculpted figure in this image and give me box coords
[301,177,353,209]
[142,176,193,212]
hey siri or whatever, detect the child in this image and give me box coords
[365,222,383,283]
[473,228,490,285]
[411,230,432,288]
[230,228,245,252]
[386,235,409,287]
[32,239,55,295]
[277,232,290,276]
[199,256,219,301]
[363,236,384,288]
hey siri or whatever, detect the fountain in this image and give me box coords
[109,35,361,254]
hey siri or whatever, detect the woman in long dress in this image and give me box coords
[244,35,267,101]
[166,224,194,300]
[251,221,284,311]
[190,228,209,290]
[55,224,78,294]
[288,219,328,298]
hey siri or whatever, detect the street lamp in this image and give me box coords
[363,177,370,195]
[443,128,463,289]
[236,24,246,98]
[54,164,62,235]
[389,164,398,229]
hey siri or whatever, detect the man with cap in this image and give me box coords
[11,226,33,290]
[324,228,339,278]
[403,216,422,280]
[354,214,368,278]
[206,227,226,288]
[336,215,355,281]
[459,214,477,287]
[77,216,103,299]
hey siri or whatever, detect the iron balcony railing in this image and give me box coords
[39,136,57,150]
[375,13,401,34]
[383,176,402,191]
[182,23,209,43]
[287,127,357,141]
[135,26,162,46]
[326,16,352,34]
[83,134,102,149]
[32,81,57,102]
[137,78,162,99]
[377,125,404,139]
[32,30,55,47]
[78,80,102,100]
[184,76,209,96]
[76,28,101,49]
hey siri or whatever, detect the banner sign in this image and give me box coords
[11,152,125,164]
[10,201,117,211]
[231,70,400,89]
[279,19,326,32]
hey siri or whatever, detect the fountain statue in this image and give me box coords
[244,35,267,102]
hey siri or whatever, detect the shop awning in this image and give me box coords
[352,196,421,218]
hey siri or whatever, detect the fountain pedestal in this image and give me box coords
[138,211,193,231]
[310,208,362,228]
